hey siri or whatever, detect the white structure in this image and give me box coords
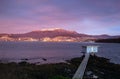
[73,45,99,79]
[82,45,99,53]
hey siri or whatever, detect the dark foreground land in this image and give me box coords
[0,55,120,79]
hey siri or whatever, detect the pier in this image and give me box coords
[72,53,90,79]
[72,45,98,79]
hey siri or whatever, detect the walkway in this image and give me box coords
[72,53,90,79]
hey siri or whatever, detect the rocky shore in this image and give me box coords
[0,55,120,79]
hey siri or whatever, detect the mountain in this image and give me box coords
[0,28,119,42]
[11,28,89,38]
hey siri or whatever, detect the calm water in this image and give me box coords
[0,42,120,64]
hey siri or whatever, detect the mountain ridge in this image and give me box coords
[0,29,119,42]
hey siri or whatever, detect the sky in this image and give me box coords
[0,0,120,35]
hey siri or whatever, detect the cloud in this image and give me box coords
[0,0,120,35]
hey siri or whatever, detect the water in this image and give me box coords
[0,42,120,64]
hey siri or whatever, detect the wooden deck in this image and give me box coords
[72,53,90,79]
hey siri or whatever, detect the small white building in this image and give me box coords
[82,45,99,54]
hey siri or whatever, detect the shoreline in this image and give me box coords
[0,55,120,79]
[1,55,120,65]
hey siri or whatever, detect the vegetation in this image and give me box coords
[96,38,120,43]
[50,75,70,79]
[0,55,120,79]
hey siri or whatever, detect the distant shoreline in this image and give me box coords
[0,40,120,43]
[96,38,120,43]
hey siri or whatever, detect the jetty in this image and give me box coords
[72,45,99,79]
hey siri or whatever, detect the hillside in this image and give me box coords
[0,28,119,42]
[11,29,89,38]
[96,38,120,43]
